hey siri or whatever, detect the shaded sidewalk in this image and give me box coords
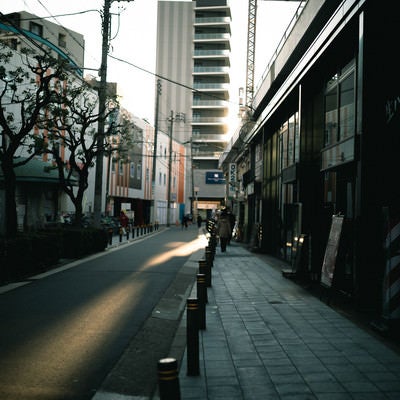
[176,242,400,400]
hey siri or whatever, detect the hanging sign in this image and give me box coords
[228,163,237,196]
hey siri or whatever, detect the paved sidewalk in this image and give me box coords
[177,242,400,400]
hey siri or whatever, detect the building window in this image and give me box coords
[130,162,135,178]
[137,163,141,180]
[279,112,300,171]
[163,173,166,186]
[30,22,43,37]
[322,60,356,169]
[280,120,289,169]
[324,61,355,147]
[58,33,66,48]
[159,171,162,185]
[119,160,124,175]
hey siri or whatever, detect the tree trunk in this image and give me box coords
[1,161,18,237]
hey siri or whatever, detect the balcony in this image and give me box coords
[193,82,230,91]
[192,133,228,142]
[192,99,227,108]
[191,116,227,125]
[194,33,230,42]
[192,149,223,159]
[194,16,231,25]
[193,66,229,75]
[193,49,230,58]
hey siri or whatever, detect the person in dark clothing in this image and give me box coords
[216,210,231,252]
[182,215,188,229]
[197,214,202,227]
[227,210,235,245]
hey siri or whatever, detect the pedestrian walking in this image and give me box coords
[216,209,231,252]
[197,214,202,228]
[226,208,235,245]
[182,215,188,229]
[119,210,129,234]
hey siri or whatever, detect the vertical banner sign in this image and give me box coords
[229,163,237,197]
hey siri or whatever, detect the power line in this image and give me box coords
[108,54,243,109]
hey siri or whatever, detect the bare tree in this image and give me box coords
[44,78,132,227]
[0,45,66,237]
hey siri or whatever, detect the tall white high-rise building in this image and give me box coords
[156,0,231,218]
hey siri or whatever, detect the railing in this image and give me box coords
[193,82,230,90]
[192,149,223,158]
[193,66,229,73]
[194,17,230,24]
[191,116,227,124]
[193,49,230,57]
[254,1,307,93]
[194,33,230,41]
[192,133,227,141]
[193,99,227,107]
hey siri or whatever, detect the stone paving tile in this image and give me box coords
[176,243,400,400]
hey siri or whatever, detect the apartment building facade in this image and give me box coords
[156,0,231,219]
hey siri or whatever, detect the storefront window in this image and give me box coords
[288,115,294,165]
[339,72,355,141]
[324,84,338,146]
[279,112,300,170]
[280,121,288,169]
[294,112,300,163]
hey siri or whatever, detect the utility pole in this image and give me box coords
[166,110,174,227]
[166,111,185,227]
[93,0,134,228]
[151,79,161,224]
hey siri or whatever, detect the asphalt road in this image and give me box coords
[0,225,204,400]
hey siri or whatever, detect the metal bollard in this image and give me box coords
[205,246,214,261]
[205,248,214,267]
[119,226,123,242]
[197,274,207,330]
[186,298,200,376]
[198,259,211,288]
[158,357,181,400]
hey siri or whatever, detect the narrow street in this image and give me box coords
[0,225,203,400]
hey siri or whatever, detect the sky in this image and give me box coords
[1,0,301,125]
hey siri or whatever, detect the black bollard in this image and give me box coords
[198,260,211,288]
[186,298,200,376]
[119,226,123,243]
[205,246,214,260]
[205,248,214,267]
[108,228,113,245]
[158,357,181,400]
[197,274,207,330]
